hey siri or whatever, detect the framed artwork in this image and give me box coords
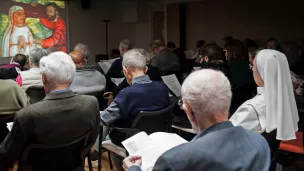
[0,0,68,57]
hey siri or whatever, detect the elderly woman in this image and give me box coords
[16,48,48,90]
[230,49,299,159]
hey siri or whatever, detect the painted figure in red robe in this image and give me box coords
[33,3,66,52]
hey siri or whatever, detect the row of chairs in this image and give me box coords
[88,96,179,171]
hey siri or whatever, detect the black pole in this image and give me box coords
[104,20,110,56]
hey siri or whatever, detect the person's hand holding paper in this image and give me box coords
[123,155,142,170]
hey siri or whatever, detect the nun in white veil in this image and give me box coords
[2,6,35,57]
[230,49,299,140]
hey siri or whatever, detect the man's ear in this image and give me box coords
[42,73,46,85]
[204,56,209,62]
[144,66,148,74]
[183,103,196,123]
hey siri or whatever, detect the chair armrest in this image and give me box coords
[111,127,140,137]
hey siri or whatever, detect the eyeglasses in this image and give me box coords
[178,99,183,109]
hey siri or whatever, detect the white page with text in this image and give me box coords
[98,61,111,74]
[122,132,187,171]
[161,74,181,97]
[111,77,125,86]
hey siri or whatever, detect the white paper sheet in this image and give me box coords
[98,61,111,74]
[111,77,125,86]
[122,132,187,171]
[6,122,13,131]
[161,74,181,97]
[108,57,120,64]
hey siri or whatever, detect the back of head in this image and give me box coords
[74,43,90,58]
[255,49,298,140]
[181,69,231,119]
[110,49,120,58]
[119,39,133,51]
[14,54,27,67]
[29,48,48,67]
[244,38,257,49]
[199,42,222,61]
[224,39,248,61]
[167,42,176,49]
[122,49,146,70]
[151,40,166,49]
[196,40,205,48]
[267,37,283,52]
[70,51,85,67]
[40,52,76,88]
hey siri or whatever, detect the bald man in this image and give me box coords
[69,51,106,95]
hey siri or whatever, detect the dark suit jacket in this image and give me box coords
[129,121,270,171]
[105,58,124,92]
[0,90,100,169]
[112,65,163,97]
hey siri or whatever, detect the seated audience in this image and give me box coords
[200,42,229,78]
[124,69,270,171]
[0,52,100,170]
[105,39,133,92]
[0,80,29,115]
[69,50,106,95]
[224,39,257,114]
[283,41,302,72]
[16,48,48,90]
[248,47,264,64]
[74,43,90,63]
[0,79,29,142]
[223,36,234,44]
[193,40,205,63]
[110,49,121,59]
[243,38,257,49]
[112,49,162,98]
[151,40,180,75]
[230,49,299,160]
[100,49,169,171]
[267,37,283,52]
[167,42,191,74]
[0,54,27,79]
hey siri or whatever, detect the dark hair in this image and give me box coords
[196,40,205,48]
[199,42,222,61]
[167,42,176,49]
[110,49,120,58]
[244,38,257,49]
[224,39,248,61]
[45,2,59,15]
[14,54,27,66]
[248,47,264,59]
[223,36,233,44]
[267,37,283,52]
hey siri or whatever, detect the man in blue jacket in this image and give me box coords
[123,69,270,171]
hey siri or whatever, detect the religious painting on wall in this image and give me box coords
[0,0,68,57]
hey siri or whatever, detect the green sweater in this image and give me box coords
[0,80,29,115]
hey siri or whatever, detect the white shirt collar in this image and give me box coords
[257,87,264,95]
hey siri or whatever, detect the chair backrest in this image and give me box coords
[131,97,178,134]
[26,86,46,104]
[19,131,91,171]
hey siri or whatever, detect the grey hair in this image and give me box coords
[40,52,76,87]
[74,43,90,58]
[119,39,133,51]
[122,49,146,69]
[181,69,232,117]
[29,48,48,67]
[137,48,152,64]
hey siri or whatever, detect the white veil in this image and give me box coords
[2,6,24,57]
[256,49,299,140]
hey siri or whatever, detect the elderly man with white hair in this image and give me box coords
[16,48,48,90]
[124,69,270,171]
[0,52,100,170]
[100,48,169,171]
